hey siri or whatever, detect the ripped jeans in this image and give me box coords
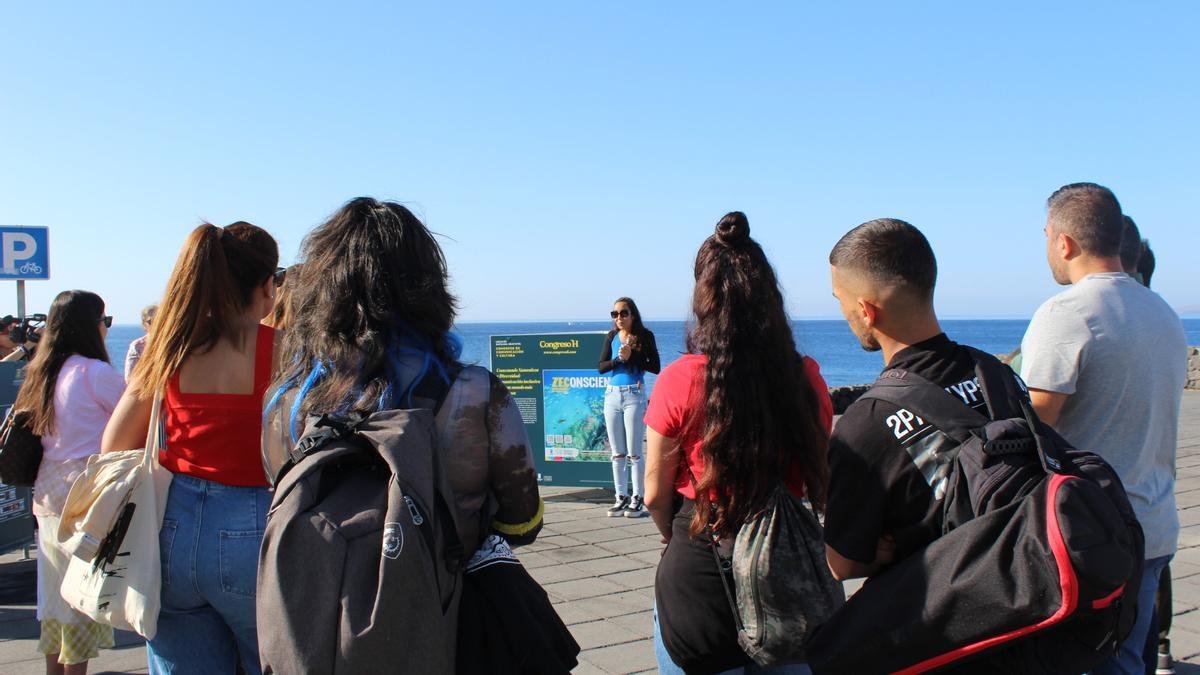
[604,384,647,498]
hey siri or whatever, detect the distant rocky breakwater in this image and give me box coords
[829,345,1200,416]
[829,385,872,415]
[1189,346,1200,391]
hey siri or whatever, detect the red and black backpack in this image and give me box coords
[807,349,1144,674]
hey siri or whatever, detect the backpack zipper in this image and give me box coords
[403,495,424,526]
[397,485,453,611]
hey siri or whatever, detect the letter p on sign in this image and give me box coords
[0,227,50,280]
[3,233,35,273]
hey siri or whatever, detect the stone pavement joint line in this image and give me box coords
[0,391,1197,674]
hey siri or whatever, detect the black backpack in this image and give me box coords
[257,375,465,674]
[807,349,1144,674]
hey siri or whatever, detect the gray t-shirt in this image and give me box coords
[1021,272,1187,559]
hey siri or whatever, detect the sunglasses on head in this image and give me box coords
[610,309,631,319]
[273,267,287,288]
[102,316,113,328]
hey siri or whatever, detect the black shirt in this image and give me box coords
[824,334,988,565]
[596,329,661,375]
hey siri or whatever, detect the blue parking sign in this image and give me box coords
[0,226,50,280]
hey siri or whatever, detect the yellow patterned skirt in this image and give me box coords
[35,511,114,665]
[37,619,114,664]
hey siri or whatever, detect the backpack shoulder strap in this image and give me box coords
[859,369,989,445]
[403,362,468,572]
[287,412,366,464]
[411,362,465,416]
[270,440,375,508]
[965,348,1027,421]
[962,350,1070,474]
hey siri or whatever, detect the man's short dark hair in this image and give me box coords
[1119,216,1142,272]
[829,218,937,300]
[1046,182,1124,258]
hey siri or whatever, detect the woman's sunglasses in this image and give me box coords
[610,309,631,319]
[273,267,287,288]
[102,316,113,328]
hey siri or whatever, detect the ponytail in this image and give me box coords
[685,212,830,539]
[132,222,278,398]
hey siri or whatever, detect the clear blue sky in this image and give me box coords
[2,2,1197,323]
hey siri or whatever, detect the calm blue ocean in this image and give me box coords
[104,318,1200,389]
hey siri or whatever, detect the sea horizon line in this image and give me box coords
[101,313,1200,329]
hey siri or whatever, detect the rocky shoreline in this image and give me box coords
[828,385,871,415]
[829,345,1200,415]
[1190,346,1200,391]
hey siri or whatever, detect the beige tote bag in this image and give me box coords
[59,397,173,639]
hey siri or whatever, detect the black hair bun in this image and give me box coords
[715,211,750,246]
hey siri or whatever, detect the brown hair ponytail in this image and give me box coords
[686,212,830,539]
[132,221,278,397]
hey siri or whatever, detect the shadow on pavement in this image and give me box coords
[0,558,37,605]
[544,487,610,503]
[112,630,145,649]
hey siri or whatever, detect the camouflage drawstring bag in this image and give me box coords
[732,485,845,665]
[689,468,845,666]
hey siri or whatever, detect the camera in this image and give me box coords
[1,314,46,345]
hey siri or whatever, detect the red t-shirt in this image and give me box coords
[644,353,833,500]
[161,324,274,487]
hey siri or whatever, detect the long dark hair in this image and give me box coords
[266,197,462,439]
[611,296,650,344]
[13,291,110,435]
[132,221,278,397]
[685,212,829,538]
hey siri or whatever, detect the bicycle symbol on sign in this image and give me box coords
[17,262,42,275]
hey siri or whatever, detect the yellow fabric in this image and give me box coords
[491,497,544,537]
[37,619,114,665]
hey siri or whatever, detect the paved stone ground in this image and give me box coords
[1,391,1197,674]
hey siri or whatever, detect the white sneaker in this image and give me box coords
[625,495,649,518]
[607,495,630,517]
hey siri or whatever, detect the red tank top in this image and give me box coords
[161,324,274,487]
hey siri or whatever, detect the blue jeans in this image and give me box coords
[147,473,271,675]
[1093,553,1173,675]
[605,384,647,498]
[653,604,812,675]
